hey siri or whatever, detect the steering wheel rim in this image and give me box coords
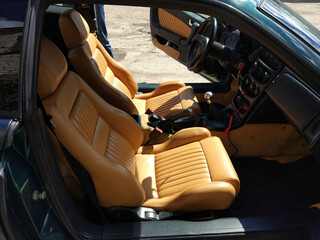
[187,17,218,72]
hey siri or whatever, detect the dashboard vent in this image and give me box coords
[260,50,281,70]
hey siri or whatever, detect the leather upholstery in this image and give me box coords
[39,37,239,212]
[59,9,201,118]
[146,86,200,116]
[59,9,90,49]
[66,31,139,115]
[38,38,68,99]
[136,136,239,211]
[138,127,211,154]
[158,8,191,39]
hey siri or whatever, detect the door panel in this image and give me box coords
[150,8,205,64]
[158,8,192,39]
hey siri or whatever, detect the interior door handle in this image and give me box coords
[180,21,200,47]
[188,19,195,26]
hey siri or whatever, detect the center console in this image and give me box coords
[146,48,283,142]
[232,49,283,119]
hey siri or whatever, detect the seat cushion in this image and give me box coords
[143,86,201,117]
[155,141,213,197]
[135,137,240,211]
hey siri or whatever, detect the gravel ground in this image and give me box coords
[104,2,320,84]
[105,6,206,83]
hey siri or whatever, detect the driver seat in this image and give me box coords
[58,9,201,118]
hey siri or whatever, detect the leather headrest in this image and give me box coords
[59,9,90,49]
[38,37,68,99]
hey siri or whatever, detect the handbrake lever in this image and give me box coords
[147,108,193,134]
[168,108,193,121]
[157,108,193,133]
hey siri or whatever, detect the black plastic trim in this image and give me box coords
[20,0,47,122]
[100,209,320,239]
[310,131,320,164]
[266,68,320,134]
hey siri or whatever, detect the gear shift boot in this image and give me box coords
[204,91,220,121]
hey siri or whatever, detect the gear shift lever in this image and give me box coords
[204,91,219,121]
[204,91,213,104]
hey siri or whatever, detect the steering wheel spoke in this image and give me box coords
[187,17,217,72]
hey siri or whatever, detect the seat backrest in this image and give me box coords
[38,36,146,207]
[59,9,139,115]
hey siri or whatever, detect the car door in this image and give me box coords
[150,8,205,65]
[150,8,237,103]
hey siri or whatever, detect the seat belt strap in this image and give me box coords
[37,96,107,222]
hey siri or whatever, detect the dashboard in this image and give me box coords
[208,22,284,120]
[209,19,320,159]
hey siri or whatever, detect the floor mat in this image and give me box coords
[218,155,320,217]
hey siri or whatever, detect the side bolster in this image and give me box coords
[134,81,186,100]
[201,137,240,195]
[96,40,138,98]
[93,156,146,208]
[135,154,158,199]
[38,37,68,99]
[178,86,201,115]
[68,45,139,115]
[143,181,236,211]
[138,127,211,154]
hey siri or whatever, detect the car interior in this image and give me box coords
[37,2,320,234]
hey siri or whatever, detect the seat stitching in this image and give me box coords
[157,175,210,195]
[199,141,212,181]
[156,158,207,176]
[156,166,209,182]
[156,150,204,168]
[176,90,183,109]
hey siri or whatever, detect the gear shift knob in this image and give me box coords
[204,91,213,104]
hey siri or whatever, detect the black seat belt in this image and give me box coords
[37,96,107,222]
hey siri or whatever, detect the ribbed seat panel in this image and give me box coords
[69,92,98,143]
[155,142,211,197]
[92,48,107,76]
[146,90,182,116]
[105,128,136,174]
[113,77,132,98]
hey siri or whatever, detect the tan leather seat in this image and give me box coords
[58,9,201,118]
[38,37,239,212]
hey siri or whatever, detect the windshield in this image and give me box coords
[259,0,320,54]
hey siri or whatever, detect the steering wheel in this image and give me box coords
[187,17,218,72]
